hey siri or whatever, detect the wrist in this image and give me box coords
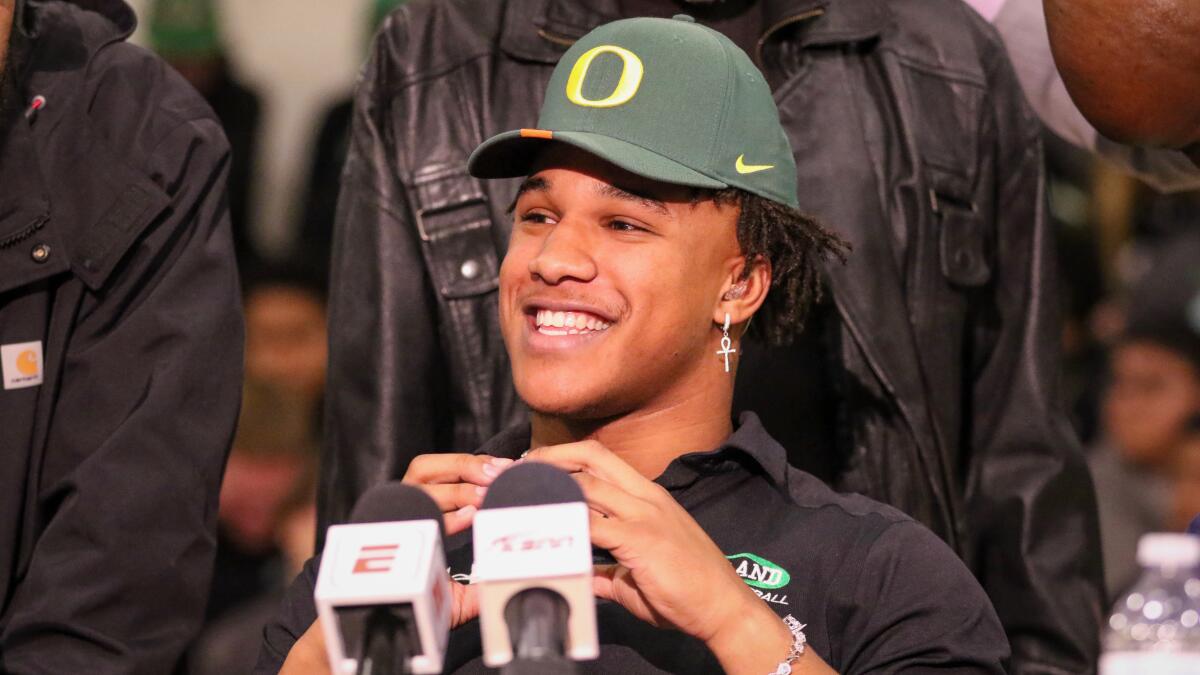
[281,645,327,675]
[281,623,331,675]
[705,596,792,675]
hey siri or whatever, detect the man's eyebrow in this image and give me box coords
[596,182,669,215]
[507,176,550,214]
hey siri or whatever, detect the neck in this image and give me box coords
[530,360,737,480]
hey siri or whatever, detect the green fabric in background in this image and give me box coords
[147,0,221,59]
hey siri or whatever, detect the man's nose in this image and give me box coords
[528,220,597,284]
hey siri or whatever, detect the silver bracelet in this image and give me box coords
[769,615,807,675]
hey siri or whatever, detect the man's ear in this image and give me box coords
[713,256,771,332]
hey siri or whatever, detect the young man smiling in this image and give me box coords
[260,16,1007,674]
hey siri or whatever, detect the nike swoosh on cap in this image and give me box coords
[735,154,774,174]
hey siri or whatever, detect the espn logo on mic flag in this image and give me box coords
[353,544,401,574]
[325,526,424,589]
[315,521,450,674]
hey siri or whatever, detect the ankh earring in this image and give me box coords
[717,313,736,373]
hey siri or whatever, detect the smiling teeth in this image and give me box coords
[535,310,611,334]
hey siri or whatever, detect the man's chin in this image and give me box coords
[518,383,623,422]
[524,397,614,421]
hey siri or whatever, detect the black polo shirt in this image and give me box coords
[256,413,1008,673]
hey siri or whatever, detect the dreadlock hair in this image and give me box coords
[696,188,849,347]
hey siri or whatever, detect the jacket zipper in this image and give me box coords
[755,8,825,68]
[0,215,48,249]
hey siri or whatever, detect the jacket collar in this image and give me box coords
[475,411,789,490]
[499,0,885,65]
[16,0,137,40]
[0,0,167,295]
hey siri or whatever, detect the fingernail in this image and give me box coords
[482,457,514,478]
[475,485,487,497]
[456,505,476,517]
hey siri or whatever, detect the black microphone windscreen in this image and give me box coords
[350,482,445,540]
[481,462,584,509]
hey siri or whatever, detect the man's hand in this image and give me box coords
[450,575,481,628]
[279,620,331,675]
[402,453,514,534]
[522,441,832,674]
[522,441,755,638]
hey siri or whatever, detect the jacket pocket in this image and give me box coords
[411,165,499,299]
[896,56,991,288]
[929,172,991,287]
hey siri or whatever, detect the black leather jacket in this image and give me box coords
[320,0,1104,671]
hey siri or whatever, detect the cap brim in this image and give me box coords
[467,129,728,190]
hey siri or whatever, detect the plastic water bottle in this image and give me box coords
[1099,533,1200,674]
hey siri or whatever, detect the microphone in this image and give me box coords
[314,483,452,675]
[472,462,599,671]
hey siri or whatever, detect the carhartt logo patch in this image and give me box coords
[2,341,44,390]
[728,552,790,589]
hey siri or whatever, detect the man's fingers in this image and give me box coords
[523,441,658,500]
[403,453,514,486]
[572,472,645,521]
[451,578,481,628]
[592,563,620,602]
[587,508,631,553]
[420,482,487,513]
[443,505,477,536]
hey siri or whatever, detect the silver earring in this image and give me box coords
[717,313,736,373]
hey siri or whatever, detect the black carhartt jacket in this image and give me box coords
[319,0,1104,672]
[0,1,242,672]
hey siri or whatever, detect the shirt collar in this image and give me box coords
[475,411,790,490]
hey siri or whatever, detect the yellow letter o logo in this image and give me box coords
[565,45,644,108]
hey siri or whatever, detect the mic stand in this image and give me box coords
[502,589,577,675]
[358,609,413,675]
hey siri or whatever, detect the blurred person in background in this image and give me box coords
[203,380,319,641]
[243,265,329,418]
[209,380,318,620]
[1090,235,1200,600]
[296,0,406,283]
[147,0,262,271]
[0,0,242,671]
[192,492,316,675]
[320,0,1104,671]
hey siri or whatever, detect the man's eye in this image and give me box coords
[607,220,643,233]
[520,212,552,224]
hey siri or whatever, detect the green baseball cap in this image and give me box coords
[468,15,799,208]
